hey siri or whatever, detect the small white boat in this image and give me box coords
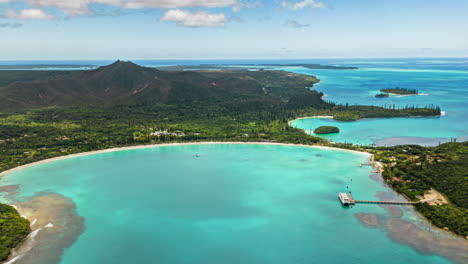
[338,192,353,205]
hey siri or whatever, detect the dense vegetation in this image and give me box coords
[415,203,467,236]
[375,93,389,98]
[373,142,468,237]
[381,87,418,95]
[0,204,30,261]
[332,105,440,121]
[0,104,327,174]
[0,62,322,112]
[294,104,440,122]
[314,126,340,134]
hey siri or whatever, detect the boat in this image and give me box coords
[338,192,353,205]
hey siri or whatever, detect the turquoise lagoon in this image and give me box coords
[286,59,468,146]
[0,144,457,264]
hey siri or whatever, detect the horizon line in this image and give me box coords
[1,56,468,62]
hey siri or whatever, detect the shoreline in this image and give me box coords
[288,116,334,126]
[288,111,444,127]
[6,194,85,264]
[0,141,372,179]
[385,92,430,97]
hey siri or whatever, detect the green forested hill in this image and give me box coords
[0,61,320,112]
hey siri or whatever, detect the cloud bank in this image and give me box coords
[0,22,23,28]
[0,0,238,15]
[282,0,326,10]
[284,19,309,28]
[161,9,226,27]
[0,0,329,28]
[4,8,55,20]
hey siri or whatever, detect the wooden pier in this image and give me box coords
[353,200,417,205]
[347,193,356,205]
[339,193,417,206]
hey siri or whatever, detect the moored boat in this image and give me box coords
[338,192,353,205]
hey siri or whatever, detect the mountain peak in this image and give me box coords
[88,60,150,75]
[103,60,142,71]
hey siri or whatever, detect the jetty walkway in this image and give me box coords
[353,200,417,205]
[341,193,418,206]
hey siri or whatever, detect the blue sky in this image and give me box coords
[0,0,467,60]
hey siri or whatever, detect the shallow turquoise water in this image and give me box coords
[0,144,453,263]
[286,60,468,146]
[292,116,457,146]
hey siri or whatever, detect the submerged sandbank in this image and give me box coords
[352,192,468,264]
[5,193,85,264]
[355,210,468,264]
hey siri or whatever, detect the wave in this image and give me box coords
[394,93,429,98]
[5,228,43,264]
[4,255,23,264]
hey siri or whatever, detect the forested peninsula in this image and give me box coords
[381,87,419,95]
[0,204,30,261]
[374,142,468,237]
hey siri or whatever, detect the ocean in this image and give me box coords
[284,58,468,146]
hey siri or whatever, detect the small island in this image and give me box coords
[314,126,340,134]
[380,87,418,95]
[375,93,390,98]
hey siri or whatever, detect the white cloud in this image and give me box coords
[284,19,309,28]
[0,22,23,28]
[229,15,243,22]
[282,0,326,10]
[118,0,237,9]
[161,9,226,27]
[29,0,91,15]
[5,8,55,20]
[232,0,262,13]
[232,5,241,13]
[0,0,238,16]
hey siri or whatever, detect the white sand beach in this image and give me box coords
[0,141,372,178]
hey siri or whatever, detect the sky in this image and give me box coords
[0,0,467,60]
